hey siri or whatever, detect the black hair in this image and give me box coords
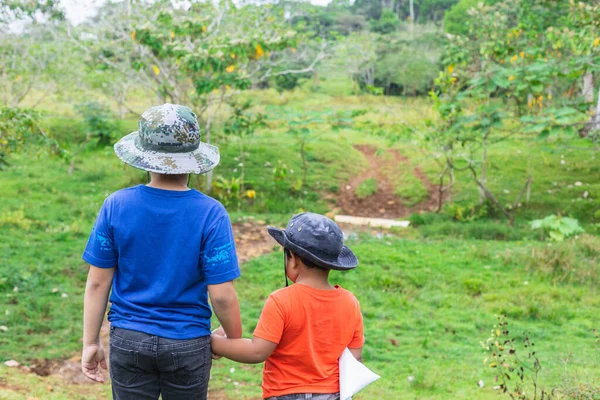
[284,248,328,271]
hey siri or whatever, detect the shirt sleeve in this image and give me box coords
[201,213,240,285]
[349,300,365,348]
[253,295,285,344]
[82,199,118,268]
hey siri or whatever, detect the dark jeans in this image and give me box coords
[109,326,211,400]
[266,394,340,400]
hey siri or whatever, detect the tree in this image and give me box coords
[429,0,600,223]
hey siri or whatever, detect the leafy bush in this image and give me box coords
[443,202,488,222]
[355,178,377,199]
[213,176,242,209]
[530,215,584,242]
[74,101,118,147]
[0,107,65,169]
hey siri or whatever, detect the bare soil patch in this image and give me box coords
[336,144,442,218]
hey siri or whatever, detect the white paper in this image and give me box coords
[339,348,380,400]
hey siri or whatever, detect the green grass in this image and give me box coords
[393,169,429,207]
[207,235,600,399]
[355,178,378,199]
[2,91,600,399]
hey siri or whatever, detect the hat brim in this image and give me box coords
[114,132,220,175]
[267,227,358,271]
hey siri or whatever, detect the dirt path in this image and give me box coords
[336,144,441,218]
[2,220,276,399]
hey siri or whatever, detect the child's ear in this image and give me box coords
[288,251,298,269]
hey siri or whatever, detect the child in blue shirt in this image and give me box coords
[81,104,242,400]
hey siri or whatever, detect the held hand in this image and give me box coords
[81,344,108,383]
[212,326,226,337]
[211,331,225,360]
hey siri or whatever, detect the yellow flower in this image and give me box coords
[519,51,525,58]
[14,75,22,82]
[594,38,600,47]
[230,53,236,59]
[291,48,296,54]
[255,44,264,58]
[510,55,518,63]
[202,26,207,33]
[547,92,552,100]
[245,190,256,199]
[131,30,136,41]
[447,64,455,74]
[225,85,231,90]
[451,77,457,85]
[170,31,175,39]
[152,65,160,76]
[225,65,235,73]
[508,75,516,81]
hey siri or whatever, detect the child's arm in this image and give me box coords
[208,281,242,339]
[211,334,277,364]
[82,266,115,382]
[349,347,363,362]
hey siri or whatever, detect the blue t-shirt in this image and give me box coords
[82,184,240,339]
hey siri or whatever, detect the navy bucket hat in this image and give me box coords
[267,212,358,271]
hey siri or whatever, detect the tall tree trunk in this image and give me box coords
[409,0,415,37]
[583,71,594,103]
[479,136,488,205]
[580,86,600,138]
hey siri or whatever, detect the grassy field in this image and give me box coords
[1,92,600,399]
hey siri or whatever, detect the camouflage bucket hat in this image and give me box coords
[114,103,219,174]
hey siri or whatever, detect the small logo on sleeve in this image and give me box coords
[202,241,234,266]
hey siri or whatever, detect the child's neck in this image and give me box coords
[295,271,335,290]
[147,173,190,191]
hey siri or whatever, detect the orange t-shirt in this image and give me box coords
[253,283,364,399]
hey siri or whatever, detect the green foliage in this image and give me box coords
[0,107,65,169]
[443,202,488,222]
[530,214,584,242]
[213,176,242,209]
[223,100,266,139]
[444,0,499,35]
[74,102,118,147]
[356,178,378,199]
[370,9,401,34]
[355,27,442,96]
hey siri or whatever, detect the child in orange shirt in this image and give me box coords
[211,212,364,400]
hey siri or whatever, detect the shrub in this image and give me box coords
[530,214,584,242]
[355,178,377,199]
[74,101,118,147]
[443,202,488,222]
